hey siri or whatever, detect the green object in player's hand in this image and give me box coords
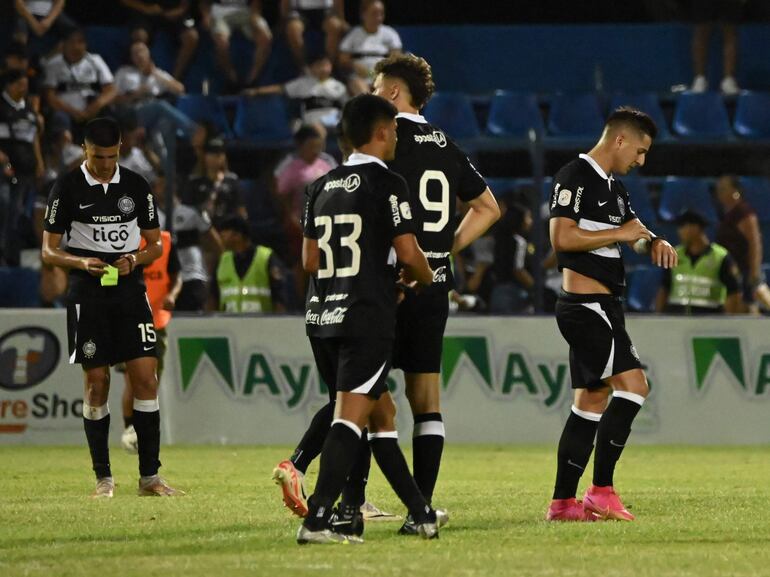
[100,265,119,287]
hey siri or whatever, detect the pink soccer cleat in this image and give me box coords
[546,498,598,522]
[272,460,308,517]
[583,485,635,521]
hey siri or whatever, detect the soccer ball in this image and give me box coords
[121,425,138,454]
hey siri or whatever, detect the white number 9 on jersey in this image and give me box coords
[419,170,450,232]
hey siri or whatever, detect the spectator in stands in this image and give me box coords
[13,0,77,49]
[281,0,347,70]
[690,0,744,94]
[118,114,161,185]
[199,0,272,90]
[243,54,347,133]
[43,29,116,135]
[169,188,223,312]
[715,175,769,312]
[656,210,742,314]
[211,216,286,313]
[41,125,81,183]
[338,0,402,96]
[489,201,534,314]
[114,41,197,150]
[121,0,199,81]
[0,69,44,266]
[184,137,247,229]
[3,42,43,115]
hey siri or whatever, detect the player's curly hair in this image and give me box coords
[374,53,435,110]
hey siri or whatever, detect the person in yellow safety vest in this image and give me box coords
[655,210,742,315]
[212,216,287,313]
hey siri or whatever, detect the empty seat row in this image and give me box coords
[423,91,770,141]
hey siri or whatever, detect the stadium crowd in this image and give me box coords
[0,0,768,316]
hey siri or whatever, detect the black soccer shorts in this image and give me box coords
[392,290,449,374]
[67,293,158,367]
[555,291,642,389]
[309,337,392,400]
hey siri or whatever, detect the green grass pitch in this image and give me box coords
[2,445,770,577]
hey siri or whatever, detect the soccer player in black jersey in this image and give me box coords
[41,118,182,498]
[546,108,677,522]
[373,53,500,532]
[297,94,446,545]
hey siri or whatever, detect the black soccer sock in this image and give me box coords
[291,402,335,474]
[370,432,433,524]
[412,412,445,504]
[552,406,600,500]
[83,402,112,479]
[133,398,162,478]
[341,428,371,509]
[304,420,362,531]
[593,392,644,488]
[124,416,133,429]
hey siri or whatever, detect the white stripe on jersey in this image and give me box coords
[67,219,141,253]
[578,218,621,259]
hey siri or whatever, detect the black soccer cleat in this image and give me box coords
[330,504,365,537]
[397,514,418,536]
[399,509,449,537]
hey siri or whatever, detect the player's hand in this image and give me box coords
[651,238,677,269]
[162,294,176,310]
[616,219,651,243]
[115,254,136,276]
[82,258,108,277]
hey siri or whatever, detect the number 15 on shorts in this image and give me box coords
[138,322,157,344]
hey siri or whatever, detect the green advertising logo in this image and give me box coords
[441,337,492,390]
[693,337,746,391]
[179,337,235,392]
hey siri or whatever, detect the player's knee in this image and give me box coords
[130,374,159,398]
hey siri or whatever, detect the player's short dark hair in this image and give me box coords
[84,117,121,147]
[374,53,435,110]
[341,94,398,148]
[294,124,322,146]
[606,107,658,140]
[676,210,708,228]
[218,216,252,239]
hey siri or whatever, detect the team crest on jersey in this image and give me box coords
[617,195,626,217]
[557,189,572,206]
[82,339,96,359]
[118,195,135,215]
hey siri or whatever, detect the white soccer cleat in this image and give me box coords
[296,525,364,545]
[360,501,400,521]
[121,425,138,455]
[416,509,449,540]
[137,475,185,497]
[91,477,115,499]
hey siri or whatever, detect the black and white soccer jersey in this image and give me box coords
[44,163,159,299]
[549,154,637,296]
[388,112,487,293]
[304,152,415,339]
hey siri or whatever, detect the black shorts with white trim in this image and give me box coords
[309,337,392,400]
[392,290,449,374]
[555,291,642,389]
[67,292,157,367]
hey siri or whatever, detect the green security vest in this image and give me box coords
[217,246,273,313]
[669,244,729,310]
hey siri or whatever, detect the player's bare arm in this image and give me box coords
[115,228,162,276]
[393,233,433,285]
[452,188,500,254]
[302,237,320,275]
[41,231,108,277]
[550,216,650,253]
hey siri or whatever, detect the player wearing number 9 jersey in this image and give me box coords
[372,54,500,530]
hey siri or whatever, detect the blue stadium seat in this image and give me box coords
[623,175,657,224]
[659,177,717,223]
[672,92,732,139]
[0,267,41,308]
[609,93,670,139]
[422,92,480,139]
[626,267,663,312]
[176,95,233,138]
[486,91,544,138]
[233,96,293,143]
[739,176,770,222]
[734,92,770,139]
[547,93,604,138]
